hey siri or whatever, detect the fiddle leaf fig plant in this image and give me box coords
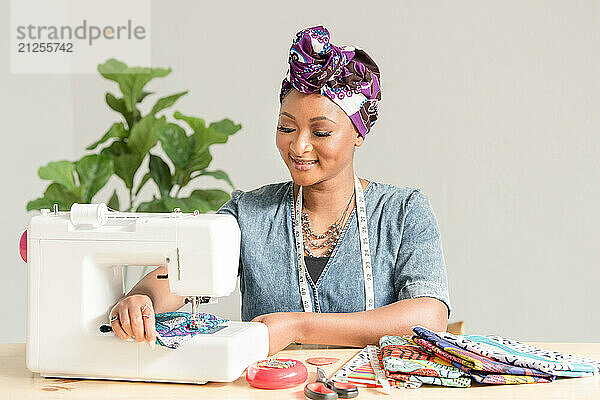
[27,58,240,213]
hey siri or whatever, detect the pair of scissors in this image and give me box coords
[304,367,359,399]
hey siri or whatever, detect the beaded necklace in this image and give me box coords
[301,190,355,257]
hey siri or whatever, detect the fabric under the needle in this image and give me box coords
[146,311,226,349]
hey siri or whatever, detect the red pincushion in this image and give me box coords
[246,358,308,390]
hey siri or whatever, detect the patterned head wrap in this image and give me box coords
[279,25,382,138]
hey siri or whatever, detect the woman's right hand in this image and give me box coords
[109,294,156,349]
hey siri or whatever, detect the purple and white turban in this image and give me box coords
[279,25,382,138]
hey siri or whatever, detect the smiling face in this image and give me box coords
[276,88,364,187]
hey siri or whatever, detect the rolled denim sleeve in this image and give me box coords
[394,189,451,317]
[216,189,244,276]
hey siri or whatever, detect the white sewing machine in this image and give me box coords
[23,203,269,384]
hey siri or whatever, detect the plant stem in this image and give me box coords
[128,186,134,212]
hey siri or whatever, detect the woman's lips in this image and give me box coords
[290,156,318,171]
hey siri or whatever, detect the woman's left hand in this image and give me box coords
[251,312,303,356]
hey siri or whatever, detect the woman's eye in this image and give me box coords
[277,126,294,133]
[277,126,331,137]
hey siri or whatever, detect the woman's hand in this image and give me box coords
[109,294,156,349]
[251,312,303,356]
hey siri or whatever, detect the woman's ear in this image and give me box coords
[354,135,364,148]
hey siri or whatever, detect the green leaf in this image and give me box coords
[157,123,191,169]
[188,149,213,174]
[136,197,168,212]
[209,118,242,137]
[137,91,154,103]
[190,169,235,189]
[160,189,229,213]
[26,197,65,211]
[101,141,145,189]
[175,111,240,155]
[149,154,173,197]
[114,154,144,189]
[44,183,83,207]
[105,92,126,113]
[108,190,120,210]
[75,154,114,202]
[134,172,151,197]
[38,161,76,190]
[128,115,166,155]
[105,92,134,129]
[174,111,206,133]
[151,91,188,115]
[189,189,230,210]
[98,59,171,112]
[87,122,128,150]
[97,59,129,81]
[163,195,212,213]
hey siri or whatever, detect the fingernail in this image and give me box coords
[149,341,156,350]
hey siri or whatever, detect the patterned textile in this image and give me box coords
[331,347,403,388]
[279,25,382,138]
[385,370,471,387]
[379,336,468,379]
[413,327,555,385]
[435,331,599,377]
[379,336,471,387]
[154,312,228,349]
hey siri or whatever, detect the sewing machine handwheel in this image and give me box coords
[19,230,27,263]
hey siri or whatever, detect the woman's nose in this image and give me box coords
[291,130,313,154]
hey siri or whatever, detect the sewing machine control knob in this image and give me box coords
[173,208,181,213]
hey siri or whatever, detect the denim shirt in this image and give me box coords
[216,180,451,321]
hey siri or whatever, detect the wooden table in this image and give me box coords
[2,343,599,399]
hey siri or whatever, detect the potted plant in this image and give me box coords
[27,58,241,213]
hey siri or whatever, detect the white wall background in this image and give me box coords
[1,0,599,342]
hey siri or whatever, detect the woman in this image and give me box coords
[109,25,451,355]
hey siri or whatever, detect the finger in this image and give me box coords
[119,308,133,338]
[130,307,145,342]
[142,307,156,347]
[110,315,129,340]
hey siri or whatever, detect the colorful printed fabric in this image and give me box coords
[385,370,471,387]
[379,336,471,387]
[435,331,598,377]
[412,327,555,384]
[332,347,403,388]
[414,338,554,384]
[154,312,228,349]
[279,25,382,138]
[379,336,468,379]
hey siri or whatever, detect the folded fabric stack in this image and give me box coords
[332,347,404,388]
[335,327,600,390]
[412,327,555,384]
[379,336,472,387]
[420,328,600,378]
[155,311,228,349]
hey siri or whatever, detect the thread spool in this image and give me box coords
[70,203,108,226]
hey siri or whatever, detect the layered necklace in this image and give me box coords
[301,190,355,257]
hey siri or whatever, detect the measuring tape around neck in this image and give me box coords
[293,173,374,312]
